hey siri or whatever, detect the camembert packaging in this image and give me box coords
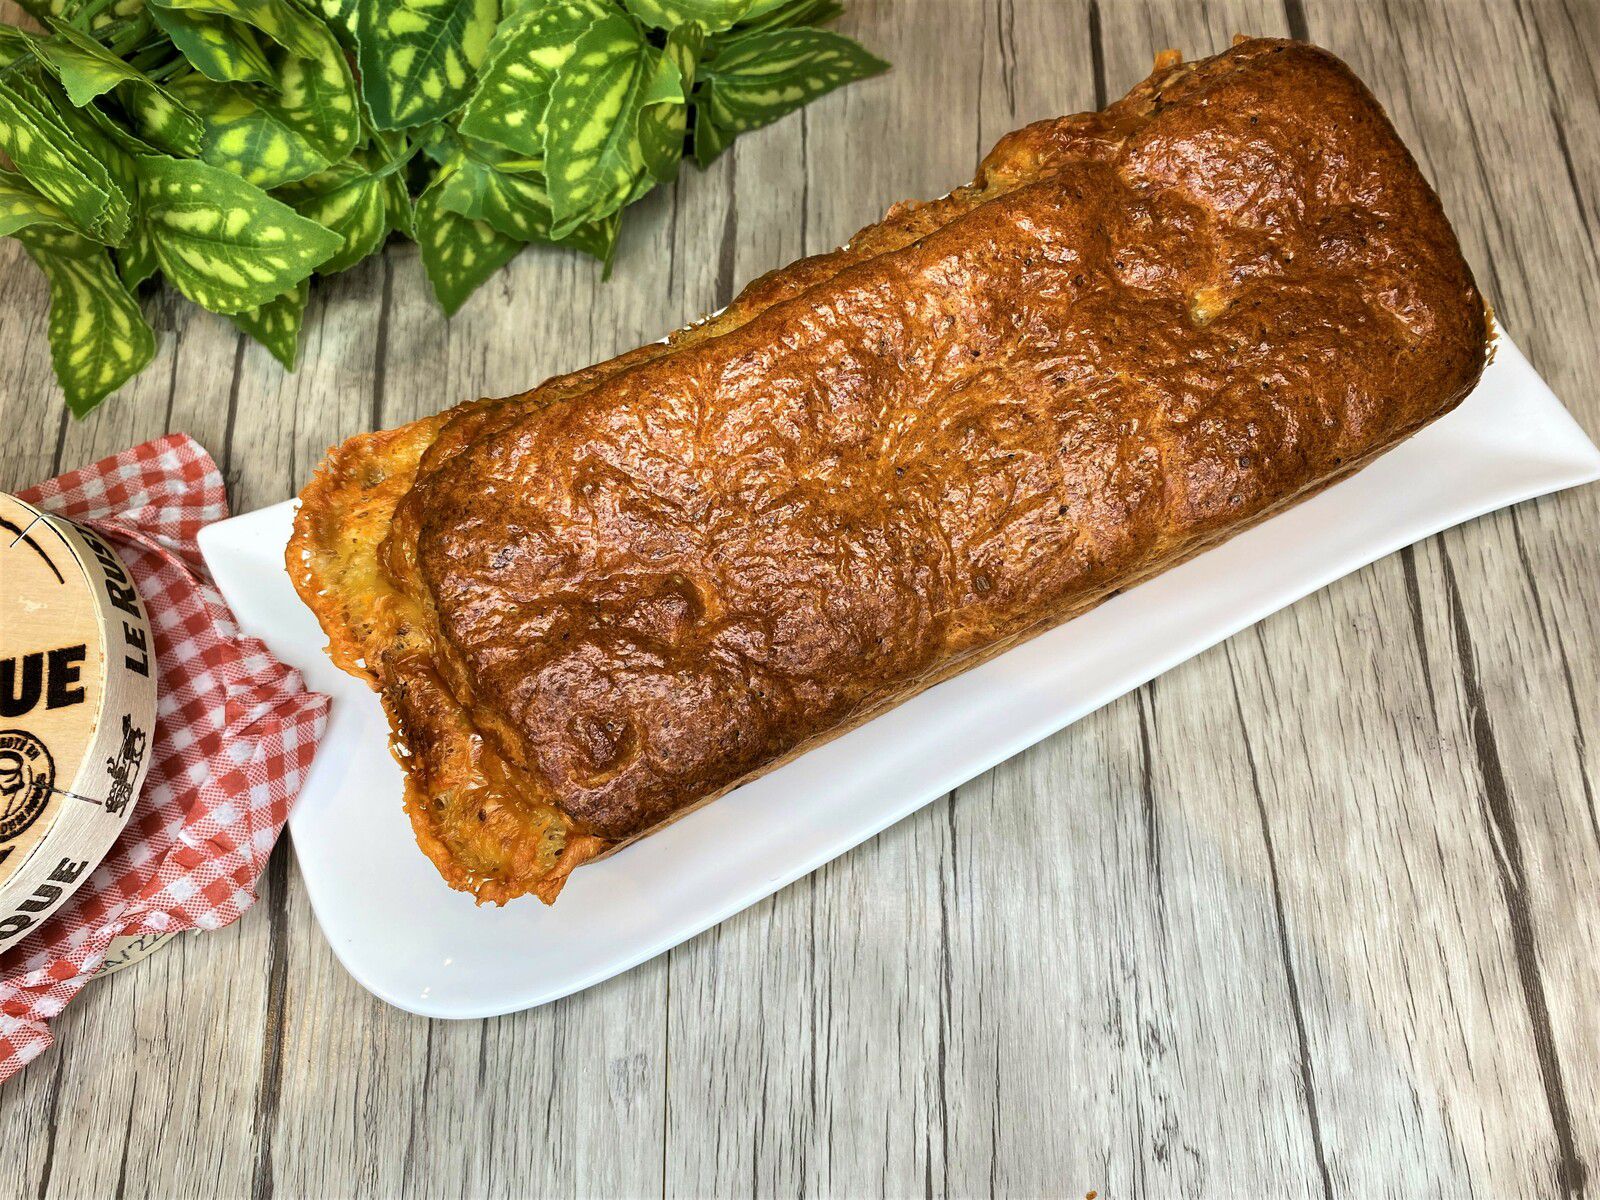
[0,493,157,953]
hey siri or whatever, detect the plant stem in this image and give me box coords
[126,43,167,73]
[372,139,423,181]
[147,56,187,83]
[69,0,121,32]
[104,14,155,58]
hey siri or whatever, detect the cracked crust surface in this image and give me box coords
[290,38,1489,904]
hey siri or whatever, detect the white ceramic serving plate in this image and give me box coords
[199,335,1599,1019]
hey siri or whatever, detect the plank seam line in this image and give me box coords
[934,790,956,1200]
[1087,0,1107,111]
[714,145,738,311]
[32,1048,68,1200]
[220,331,249,506]
[1516,0,1600,263]
[1136,684,1164,905]
[249,846,291,1200]
[1283,0,1310,44]
[371,250,396,432]
[111,1087,137,1200]
[660,947,671,1200]
[1225,647,1335,1200]
[1440,543,1589,1199]
[1399,545,1442,727]
[1551,638,1600,856]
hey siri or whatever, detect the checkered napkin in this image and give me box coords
[0,434,328,1083]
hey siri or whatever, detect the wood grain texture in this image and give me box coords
[2,2,1597,1196]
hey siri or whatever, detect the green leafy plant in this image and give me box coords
[0,0,886,415]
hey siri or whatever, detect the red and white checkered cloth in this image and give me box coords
[0,434,328,1083]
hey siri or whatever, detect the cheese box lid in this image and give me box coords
[0,494,158,953]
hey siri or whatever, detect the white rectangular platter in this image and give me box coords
[198,335,1599,1019]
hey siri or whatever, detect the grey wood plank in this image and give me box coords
[220,247,400,1200]
[0,255,285,1200]
[259,176,685,1200]
[937,9,1377,1197]
[661,2,986,1195]
[663,4,1375,1198]
[0,241,68,489]
[947,2,1337,1196]
[951,3,1355,1195]
[1301,2,1600,1193]
[1077,7,1524,1195]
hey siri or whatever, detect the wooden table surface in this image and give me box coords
[3,1,1598,1196]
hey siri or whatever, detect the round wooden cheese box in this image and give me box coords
[0,494,158,954]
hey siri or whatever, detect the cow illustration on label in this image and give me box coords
[103,715,147,817]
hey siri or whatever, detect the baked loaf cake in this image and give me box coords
[291,37,1489,904]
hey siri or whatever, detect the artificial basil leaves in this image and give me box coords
[4,0,885,414]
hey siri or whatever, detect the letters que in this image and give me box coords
[1,529,150,720]
[0,857,88,942]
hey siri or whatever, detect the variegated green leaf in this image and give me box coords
[116,218,162,289]
[384,170,414,237]
[34,19,151,106]
[691,103,731,167]
[0,26,34,70]
[278,161,390,273]
[625,0,749,33]
[543,12,652,235]
[456,0,610,163]
[429,143,504,218]
[14,0,143,34]
[433,146,553,240]
[13,222,101,259]
[72,95,162,165]
[40,79,141,198]
[170,73,331,188]
[561,206,617,267]
[356,0,499,130]
[434,150,620,263]
[0,168,75,238]
[162,13,358,186]
[638,21,700,181]
[0,79,128,243]
[31,21,206,156]
[18,226,157,417]
[148,5,277,85]
[315,0,359,51]
[373,124,412,155]
[695,28,884,161]
[414,180,522,315]
[271,14,360,160]
[119,79,206,156]
[228,277,307,368]
[152,0,326,60]
[136,154,342,312]
[734,0,841,31]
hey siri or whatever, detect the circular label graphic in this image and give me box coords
[0,730,55,844]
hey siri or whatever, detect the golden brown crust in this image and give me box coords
[290,38,1489,904]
